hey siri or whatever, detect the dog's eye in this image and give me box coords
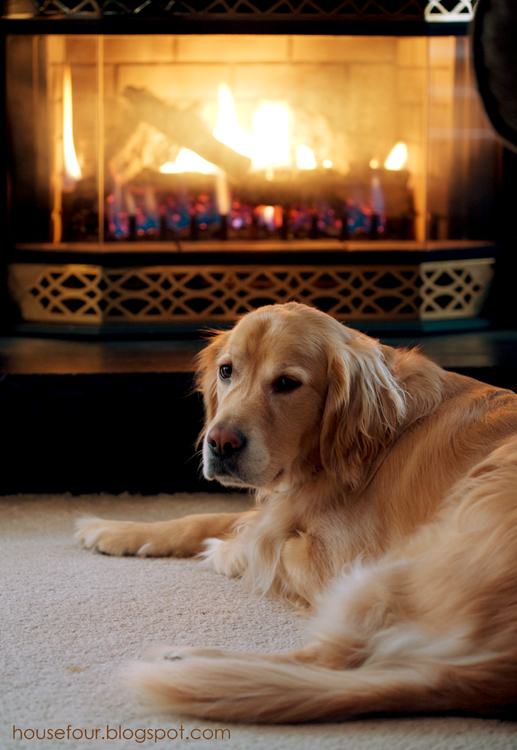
[219,364,232,380]
[273,376,302,394]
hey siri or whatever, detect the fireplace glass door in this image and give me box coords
[6,33,500,249]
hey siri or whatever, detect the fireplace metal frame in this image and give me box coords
[2,1,476,32]
[3,0,509,336]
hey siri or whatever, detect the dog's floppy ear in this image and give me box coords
[195,330,231,427]
[320,334,407,492]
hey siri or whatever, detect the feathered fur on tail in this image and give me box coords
[124,648,514,724]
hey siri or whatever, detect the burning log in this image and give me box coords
[122,86,252,181]
[233,169,348,206]
[231,167,413,209]
[108,122,177,185]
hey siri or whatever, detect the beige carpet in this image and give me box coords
[2,492,517,750]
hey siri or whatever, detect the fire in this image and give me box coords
[214,88,299,173]
[159,84,254,176]
[160,149,217,175]
[384,142,408,171]
[296,144,317,171]
[160,85,319,176]
[62,64,82,186]
[259,205,283,229]
[213,85,253,158]
[251,102,291,171]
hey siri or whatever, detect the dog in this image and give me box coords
[76,302,517,723]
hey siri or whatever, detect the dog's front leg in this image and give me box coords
[75,512,247,558]
[280,532,330,606]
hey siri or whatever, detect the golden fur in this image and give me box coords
[76,302,517,723]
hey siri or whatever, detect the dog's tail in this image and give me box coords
[124,648,513,724]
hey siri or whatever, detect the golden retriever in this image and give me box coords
[76,302,517,723]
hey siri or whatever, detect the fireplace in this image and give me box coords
[1,0,504,334]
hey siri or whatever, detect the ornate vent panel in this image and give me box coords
[9,258,494,325]
[425,0,474,22]
[418,259,494,319]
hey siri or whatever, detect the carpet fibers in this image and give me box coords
[2,493,517,749]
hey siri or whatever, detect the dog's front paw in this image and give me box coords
[75,517,154,557]
[198,537,248,578]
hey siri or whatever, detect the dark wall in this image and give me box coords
[0,373,219,495]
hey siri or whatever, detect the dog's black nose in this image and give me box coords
[207,424,245,458]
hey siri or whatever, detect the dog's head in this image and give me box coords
[196,303,407,492]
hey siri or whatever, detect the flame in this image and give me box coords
[159,86,308,176]
[215,170,230,215]
[62,65,82,185]
[214,85,253,158]
[160,149,217,174]
[384,142,408,171]
[251,102,291,171]
[296,145,317,171]
[258,205,283,229]
[160,85,252,175]
[371,174,385,215]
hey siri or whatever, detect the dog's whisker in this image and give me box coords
[184,450,204,468]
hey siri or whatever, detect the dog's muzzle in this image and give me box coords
[204,423,247,483]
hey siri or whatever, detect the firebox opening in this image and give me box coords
[6,33,499,249]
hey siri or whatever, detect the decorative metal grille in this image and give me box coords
[425,0,474,22]
[24,0,480,27]
[9,258,494,325]
[418,259,493,318]
[29,0,432,20]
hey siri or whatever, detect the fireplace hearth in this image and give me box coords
[1,0,506,334]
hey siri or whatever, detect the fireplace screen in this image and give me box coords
[6,33,499,248]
